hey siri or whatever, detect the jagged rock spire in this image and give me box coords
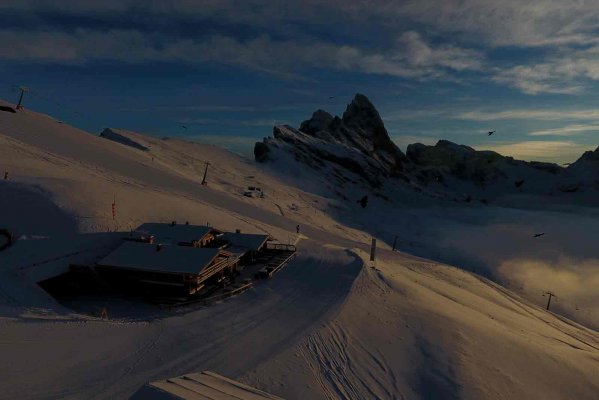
[296,94,407,173]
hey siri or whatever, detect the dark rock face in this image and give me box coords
[299,94,407,174]
[299,109,336,139]
[341,94,394,152]
[558,146,599,191]
[575,146,599,163]
[405,139,570,189]
[528,161,561,174]
[254,94,408,188]
[254,141,270,163]
[254,94,407,187]
[100,128,148,151]
[407,140,501,166]
[407,140,509,184]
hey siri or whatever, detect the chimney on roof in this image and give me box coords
[185,221,189,225]
[235,229,241,233]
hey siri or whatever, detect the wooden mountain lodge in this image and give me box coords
[96,242,237,296]
[89,222,294,299]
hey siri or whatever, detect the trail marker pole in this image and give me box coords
[111,195,116,221]
[201,161,211,185]
[392,235,398,251]
[370,238,376,262]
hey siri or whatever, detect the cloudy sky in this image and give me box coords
[1,0,598,162]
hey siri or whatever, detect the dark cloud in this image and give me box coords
[1,0,598,94]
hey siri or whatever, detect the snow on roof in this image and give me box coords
[136,223,218,244]
[97,242,223,275]
[220,232,269,251]
[131,370,284,400]
[224,245,251,260]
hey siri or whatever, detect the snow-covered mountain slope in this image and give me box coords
[245,248,599,400]
[0,104,364,242]
[0,101,598,399]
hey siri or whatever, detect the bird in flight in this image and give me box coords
[533,233,545,237]
[488,130,496,136]
[357,195,368,208]
[180,124,187,130]
[328,96,335,99]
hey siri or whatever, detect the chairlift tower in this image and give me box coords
[543,291,557,311]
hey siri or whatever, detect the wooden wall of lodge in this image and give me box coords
[96,252,239,296]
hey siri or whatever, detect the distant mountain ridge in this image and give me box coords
[255,94,599,200]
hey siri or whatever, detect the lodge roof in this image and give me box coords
[136,222,219,244]
[97,242,226,275]
[131,370,284,400]
[219,232,270,252]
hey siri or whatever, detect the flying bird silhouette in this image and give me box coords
[533,233,545,237]
[357,195,368,208]
[180,125,187,130]
[514,180,525,188]
[488,130,496,136]
[328,96,335,99]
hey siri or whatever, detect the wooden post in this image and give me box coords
[392,235,398,251]
[370,238,376,262]
[201,161,211,185]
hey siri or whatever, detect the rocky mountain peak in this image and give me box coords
[299,109,338,141]
[576,146,599,163]
[296,94,407,170]
[254,94,408,188]
[341,93,385,135]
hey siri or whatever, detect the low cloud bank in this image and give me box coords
[419,207,599,330]
[498,257,599,329]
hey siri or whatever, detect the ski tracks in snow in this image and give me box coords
[302,321,404,400]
